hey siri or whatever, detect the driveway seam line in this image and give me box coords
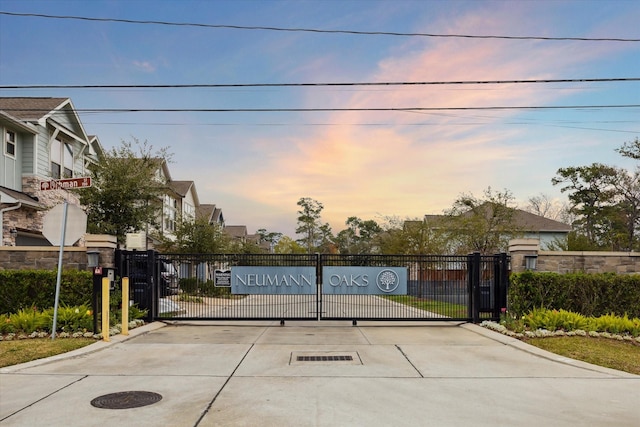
[395,345,424,378]
[0,374,88,422]
[193,343,254,427]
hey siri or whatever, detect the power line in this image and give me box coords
[1,11,638,42]
[2,78,639,89]
[5,105,639,113]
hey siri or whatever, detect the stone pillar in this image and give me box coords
[508,239,540,273]
[84,234,118,268]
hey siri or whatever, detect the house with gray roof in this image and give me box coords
[0,97,100,246]
[424,206,571,251]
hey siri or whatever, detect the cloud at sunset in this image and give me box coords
[222,6,617,234]
[4,1,636,238]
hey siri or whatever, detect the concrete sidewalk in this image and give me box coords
[1,321,638,426]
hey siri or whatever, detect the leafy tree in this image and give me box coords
[373,216,448,255]
[552,163,619,246]
[158,217,231,253]
[295,197,332,253]
[444,187,521,254]
[616,137,640,160]
[256,228,283,253]
[335,216,382,254]
[274,236,307,254]
[552,139,640,251]
[551,163,640,251]
[610,167,640,251]
[78,139,171,244]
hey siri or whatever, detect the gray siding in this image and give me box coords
[21,131,34,174]
[1,126,22,190]
[35,130,50,178]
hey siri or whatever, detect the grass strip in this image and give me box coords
[383,295,468,317]
[526,336,640,375]
[0,338,96,368]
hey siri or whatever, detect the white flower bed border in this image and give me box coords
[481,320,640,344]
[0,319,145,341]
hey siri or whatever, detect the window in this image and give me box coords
[184,202,195,220]
[5,130,16,157]
[163,195,177,232]
[51,138,73,179]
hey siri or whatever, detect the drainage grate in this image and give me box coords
[90,391,163,409]
[297,355,354,362]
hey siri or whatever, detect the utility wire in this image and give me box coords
[2,78,639,89]
[4,105,639,113]
[1,11,638,42]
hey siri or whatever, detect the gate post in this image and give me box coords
[146,249,158,322]
[496,252,509,316]
[316,253,321,321]
[468,252,481,323]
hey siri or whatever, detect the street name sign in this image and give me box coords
[40,177,92,191]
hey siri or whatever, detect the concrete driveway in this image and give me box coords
[1,321,638,426]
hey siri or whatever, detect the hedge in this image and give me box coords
[0,269,92,315]
[509,271,640,318]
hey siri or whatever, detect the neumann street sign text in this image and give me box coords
[231,267,316,295]
[322,267,407,295]
[41,177,92,191]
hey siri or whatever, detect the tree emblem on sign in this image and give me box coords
[376,269,399,293]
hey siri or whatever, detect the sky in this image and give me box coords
[1,0,639,238]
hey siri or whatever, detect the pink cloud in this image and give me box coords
[221,6,631,235]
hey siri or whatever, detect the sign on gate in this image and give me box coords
[322,267,407,295]
[231,266,316,295]
[214,269,231,287]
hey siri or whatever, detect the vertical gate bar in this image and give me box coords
[492,254,500,320]
[317,253,321,321]
[472,252,481,323]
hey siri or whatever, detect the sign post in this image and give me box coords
[40,177,91,340]
[50,200,69,340]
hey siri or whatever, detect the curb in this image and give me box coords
[0,322,167,374]
[461,322,640,378]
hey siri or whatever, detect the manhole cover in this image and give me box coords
[91,391,162,409]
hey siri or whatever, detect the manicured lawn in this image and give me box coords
[383,295,468,318]
[525,336,640,375]
[0,338,96,368]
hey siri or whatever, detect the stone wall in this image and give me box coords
[0,246,92,270]
[509,239,640,274]
[0,234,117,271]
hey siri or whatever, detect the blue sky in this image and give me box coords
[1,0,639,238]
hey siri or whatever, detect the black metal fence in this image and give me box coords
[115,251,509,323]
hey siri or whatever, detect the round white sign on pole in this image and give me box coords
[42,203,88,246]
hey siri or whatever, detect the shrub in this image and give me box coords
[0,269,92,314]
[178,278,231,298]
[8,308,49,334]
[43,304,93,333]
[509,271,640,318]
[518,308,640,337]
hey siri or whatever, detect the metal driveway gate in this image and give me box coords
[115,251,509,323]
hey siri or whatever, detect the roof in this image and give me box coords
[0,186,46,209]
[0,110,38,134]
[511,209,571,232]
[196,203,215,221]
[424,206,571,233]
[225,225,248,238]
[169,181,193,197]
[196,204,224,225]
[0,97,69,121]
